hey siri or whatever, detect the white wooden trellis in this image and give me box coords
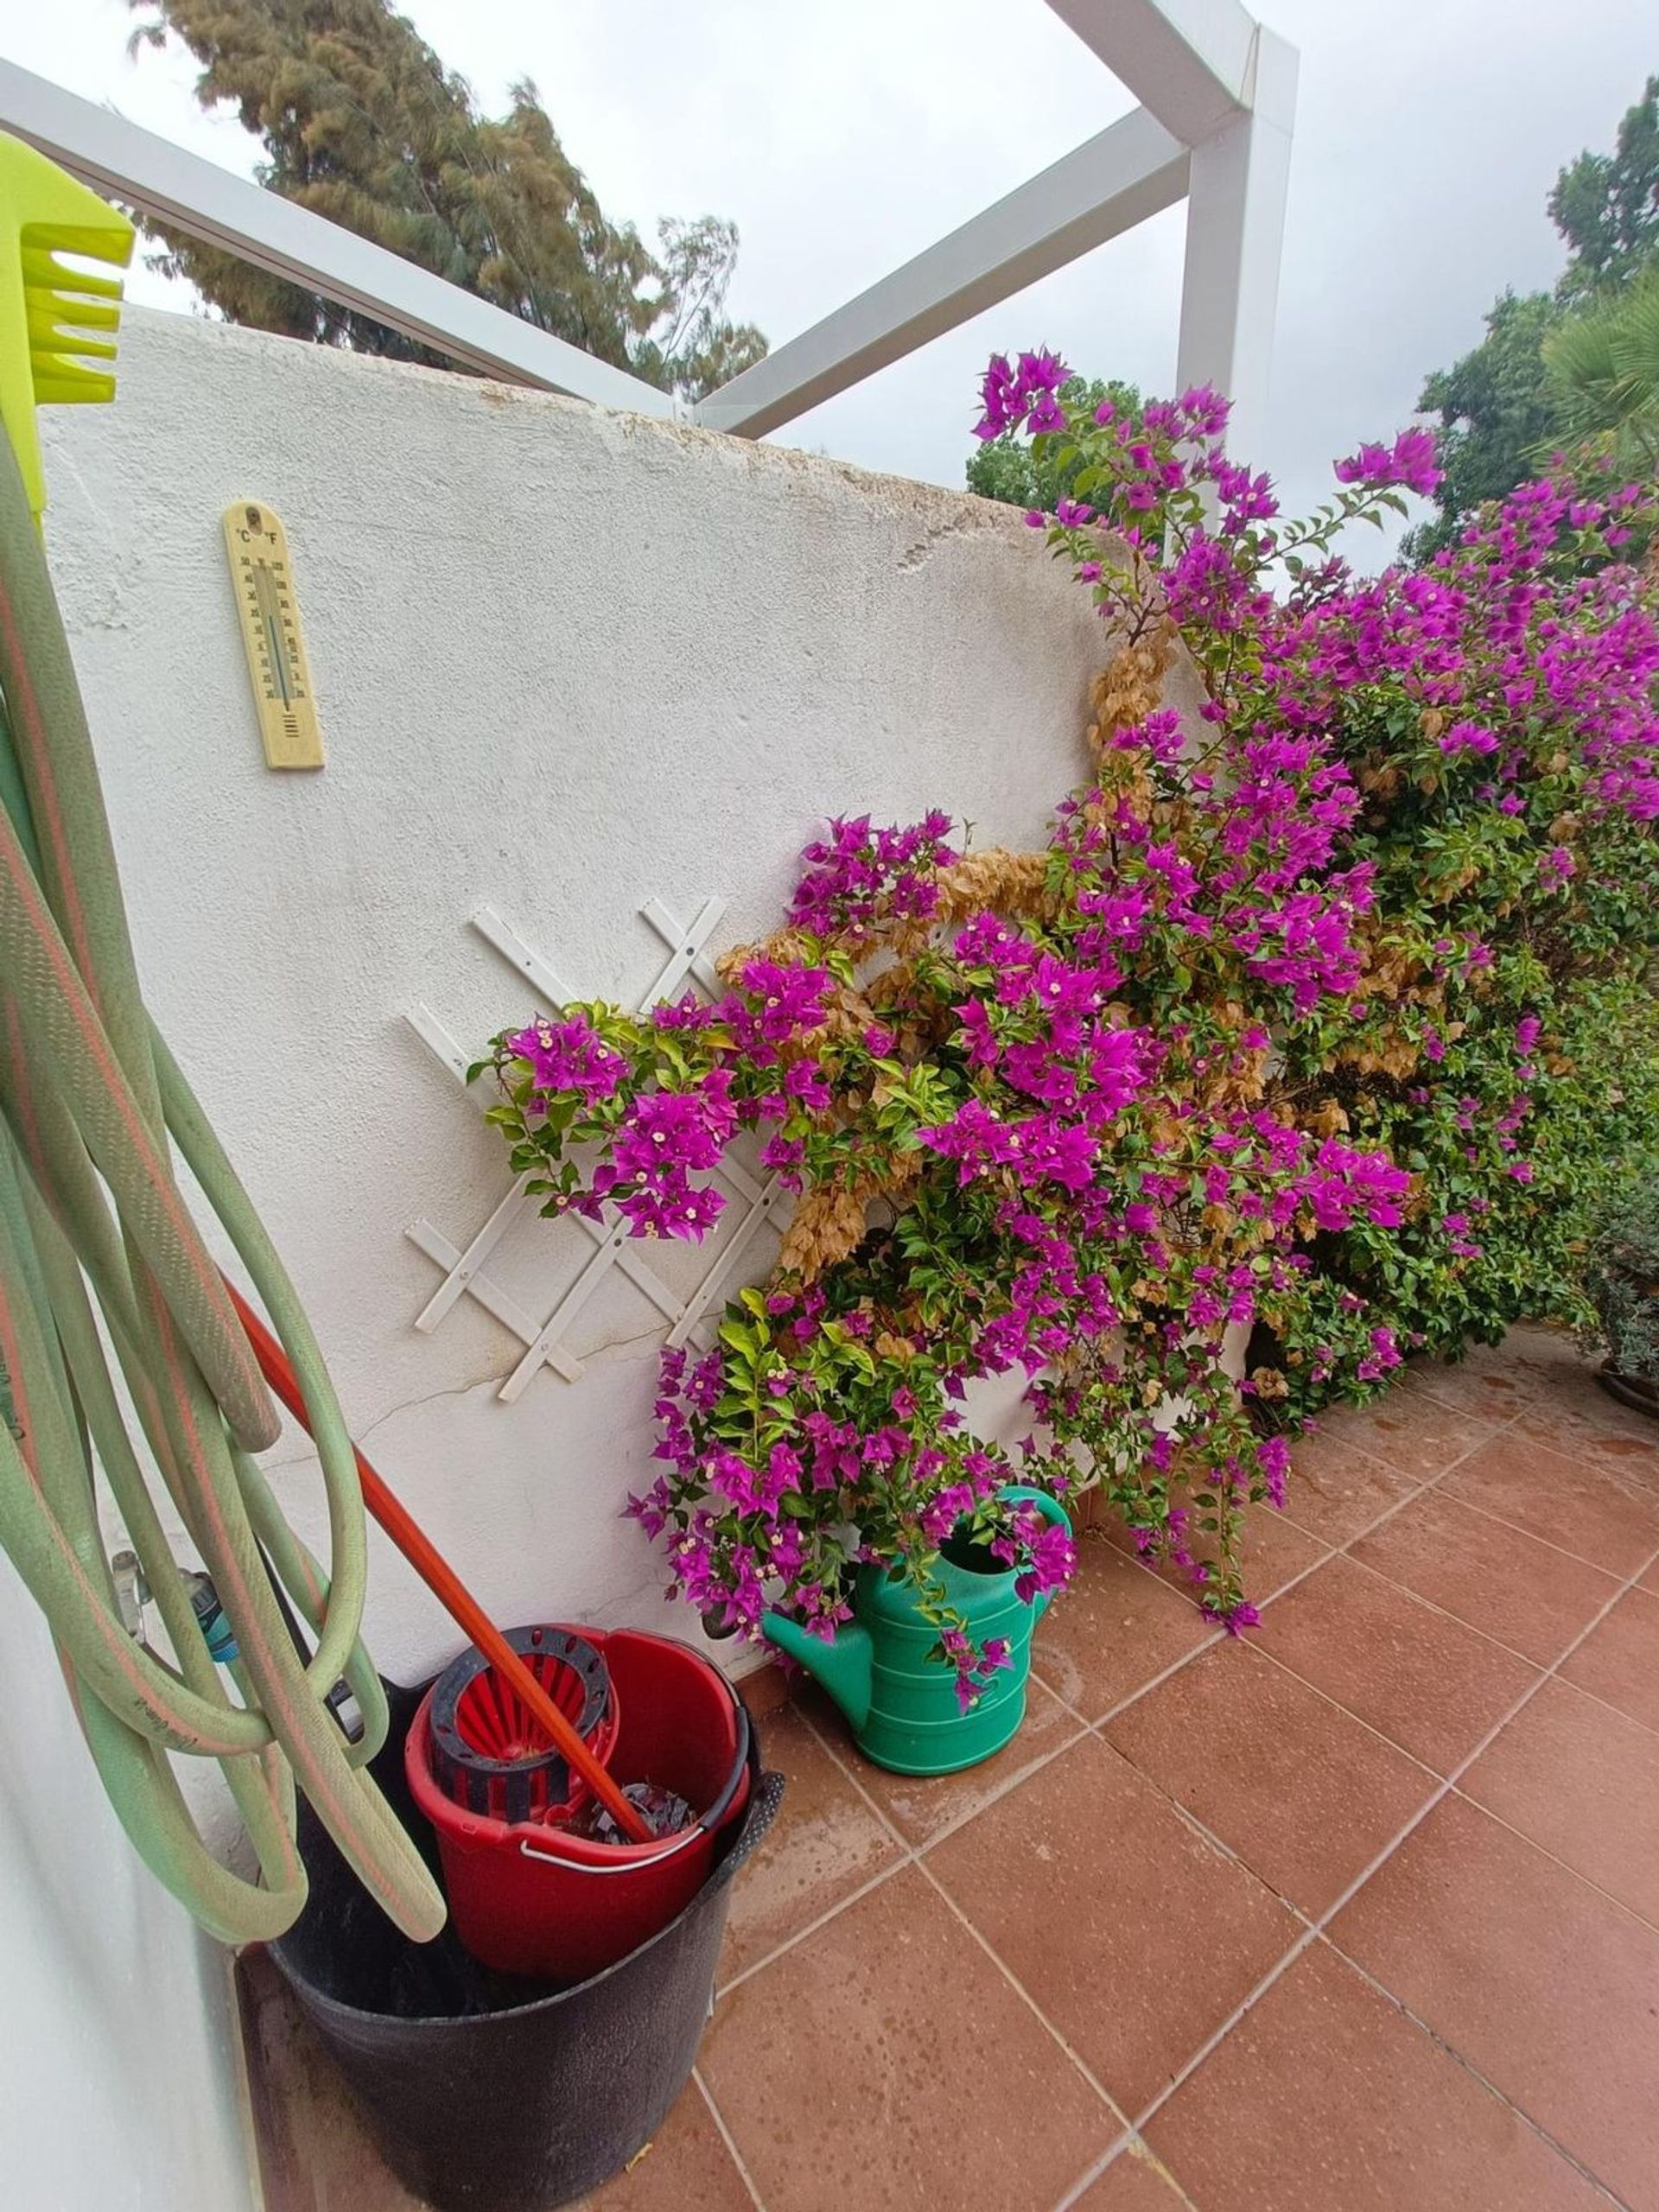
[403,899,788,1402]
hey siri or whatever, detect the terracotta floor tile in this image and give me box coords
[1446,1325,1599,1402]
[1442,1432,1659,1575]
[1643,1559,1659,1594]
[1252,1556,1537,1773]
[925,1734,1299,2116]
[580,2083,753,2211]
[1395,1354,1538,1425]
[717,1698,904,1985]
[1297,1390,1497,1480]
[1032,1535,1216,1722]
[1073,2141,1193,2209]
[1510,1403,1659,1476]
[1104,1641,1436,1916]
[1146,1939,1610,2212]
[1278,1428,1424,1544]
[1508,1363,1659,1474]
[1460,1678,1659,1929]
[825,1675,1083,1847]
[734,1659,791,1722]
[1349,1488,1620,1665]
[1227,1503,1334,1602]
[1560,1585,1659,1731]
[1481,1322,1580,1376]
[699,1866,1116,2212]
[1332,1792,1659,2208]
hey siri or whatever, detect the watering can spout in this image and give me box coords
[761,1611,874,1732]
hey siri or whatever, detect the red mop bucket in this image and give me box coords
[406,1626,751,1980]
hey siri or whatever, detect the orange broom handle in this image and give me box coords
[223,1276,652,1844]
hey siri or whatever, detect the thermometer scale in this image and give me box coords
[221,501,324,769]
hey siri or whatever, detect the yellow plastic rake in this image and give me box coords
[0,130,134,524]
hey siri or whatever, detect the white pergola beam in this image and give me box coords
[0,60,672,416]
[2,2,1297,472]
[1173,25,1297,461]
[694,107,1187,439]
[1044,0,1259,145]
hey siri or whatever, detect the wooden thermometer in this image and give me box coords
[222,501,324,769]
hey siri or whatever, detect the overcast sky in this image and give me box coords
[8,1,1656,542]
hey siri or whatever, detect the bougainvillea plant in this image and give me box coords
[481,349,1659,1705]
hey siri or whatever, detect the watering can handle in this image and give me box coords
[996,1484,1073,1621]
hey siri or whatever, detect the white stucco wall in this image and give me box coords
[4,304,1105,2205]
[39,305,1105,1683]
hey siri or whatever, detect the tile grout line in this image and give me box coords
[1262,1544,1557,1673]
[789,1695,1151,2143]
[1096,1388,1558,1634]
[1092,1486,1659,2212]
[1074,1415,1659,2180]
[1488,1659,1659,1749]
[1309,1939,1636,2212]
[791,1690,1136,2142]
[1407,1468,1654,1574]
[1052,2128,1202,2212]
[1245,1508,1659,1822]
[1446,1781,1659,1941]
[898,1719,1097,1858]
[1258,1378,1525,1535]
[1392,1371,1548,1427]
[690,2068,768,2212]
[1053,1611,1226,1733]
[1407,1477,1655,1573]
[715,1853,912,2000]
[718,1684,1097,1998]
[1139,1628,1448,1785]
[1326,1541,1645,1684]
[912,1852,1135,2130]
[804,1693,1095,1853]
[988,1363,1644,2196]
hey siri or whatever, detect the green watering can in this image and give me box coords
[762,1486,1071,1776]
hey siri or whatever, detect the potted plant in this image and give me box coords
[1586,1185,1659,1414]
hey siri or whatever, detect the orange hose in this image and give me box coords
[223,1278,652,1844]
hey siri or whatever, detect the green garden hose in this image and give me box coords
[0,423,444,1946]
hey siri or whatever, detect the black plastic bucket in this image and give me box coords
[265,1678,781,2212]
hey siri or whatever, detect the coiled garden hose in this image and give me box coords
[0,424,444,1945]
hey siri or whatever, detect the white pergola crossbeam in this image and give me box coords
[1045,0,1258,143]
[0,2,1297,467]
[695,0,1295,453]
[695,107,1188,439]
[0,59,671,415]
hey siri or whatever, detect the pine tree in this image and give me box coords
[127,0,766,400]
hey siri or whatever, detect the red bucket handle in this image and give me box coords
[516,1703,752,1875]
